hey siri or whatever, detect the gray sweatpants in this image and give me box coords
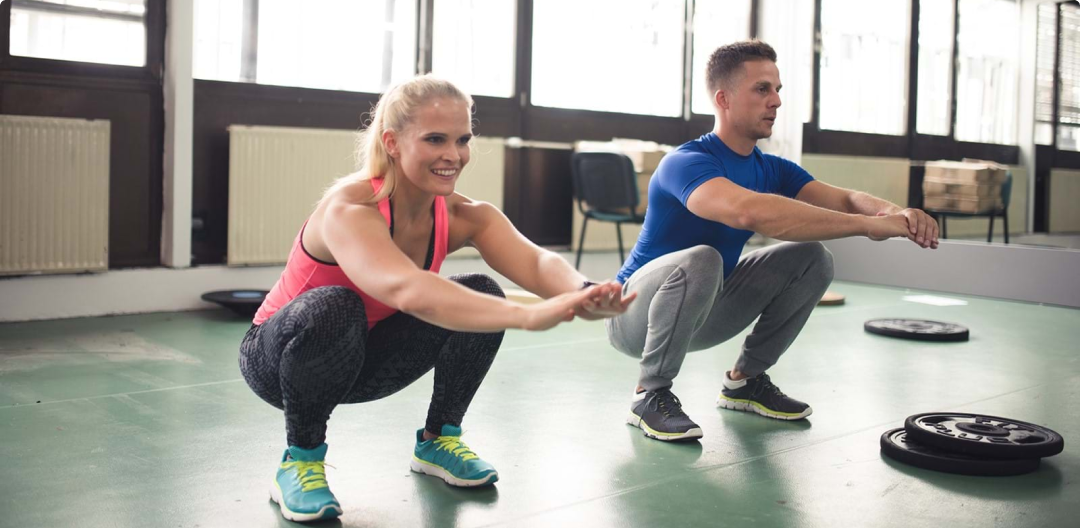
[606,242,834,391]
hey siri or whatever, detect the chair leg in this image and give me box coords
[1003,210,1009,244]
[940,215,947,239]
[988,214,995,243]
[575,217,589,270]
[615,222,625,264]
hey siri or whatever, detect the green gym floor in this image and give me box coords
[1,279,1077,527]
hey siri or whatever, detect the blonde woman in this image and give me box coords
[238,75,634,522]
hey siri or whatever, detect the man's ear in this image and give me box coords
[714,87,731,111]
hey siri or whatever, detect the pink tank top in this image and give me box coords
[252,178,449,329]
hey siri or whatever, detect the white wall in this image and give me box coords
[803,154,1029,238]
[1050,169,1080,232]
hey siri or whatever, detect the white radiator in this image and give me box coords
[227,125,357,265]
[227,125,505,265]
[0,115,110,275]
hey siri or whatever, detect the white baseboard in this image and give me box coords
[0,266,283,323]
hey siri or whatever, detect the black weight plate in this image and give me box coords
[200,290,268,318]
[881,428,1040,476]
[905,412,1064,460]
[864,319,969,342]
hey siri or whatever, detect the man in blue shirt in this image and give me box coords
[609,40,939,441]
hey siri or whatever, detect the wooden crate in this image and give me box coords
[924,194,1000,213]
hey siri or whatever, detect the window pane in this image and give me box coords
[193,0,243,82]
[690,0,751,115]
[194,0,417,93]
[916,0,954,136]
[432,0,516,98]
[819,0,909,135]
[955,0,1019,145]
[531,0,684,117]
[9,0,146,67]
[1035,3,1056,146]
[257,0,416,92]
[1058,126,1080,152]
[796,0,815,124]
[1058,4,1080,151]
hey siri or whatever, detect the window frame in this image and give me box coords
[802,0,1020,165]
[1,0,164,80]
[0,0,167,268]
[1033,2,1080,232]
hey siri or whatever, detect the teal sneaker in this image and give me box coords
[410,425,498,487]
[269,443,343,523]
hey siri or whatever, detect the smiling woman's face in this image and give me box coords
[385,96,473,197]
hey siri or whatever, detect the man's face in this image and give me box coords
[723,60,782,140]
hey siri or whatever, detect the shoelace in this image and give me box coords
[750,374,787,399]
[282,460,331,492]
[434,435,479,462]
[643,390,689,419]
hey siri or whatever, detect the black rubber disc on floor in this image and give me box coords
[905,412,1064,460]
[864,319,969,342]
[881,428,1040,476]
[200,290,268,318]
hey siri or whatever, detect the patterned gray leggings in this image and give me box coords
[238,274,505,449]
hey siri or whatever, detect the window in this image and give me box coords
[9,0,146,67]
[795,0,815,124]
[530,0,685,117]
[916,0,954,136]
[954,0,1019,145]
[1035,2,1056,146]
[193,0,243,82]
[818,0,909,135]
[432,0,516,98]
[1057,4,1080,152]
[689,0,751,116]
[193,0,417,94]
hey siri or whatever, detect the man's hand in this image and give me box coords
[573,282,637,321]
[867,213,916,242]
[899,208,939,249]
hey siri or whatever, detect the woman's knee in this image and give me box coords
[448,273,505,299]
[446,274,506,348]
[274,287,368,371]
[291,286,367,331]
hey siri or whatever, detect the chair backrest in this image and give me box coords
[570,152,639,214]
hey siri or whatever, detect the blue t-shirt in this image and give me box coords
[616,133,815,283]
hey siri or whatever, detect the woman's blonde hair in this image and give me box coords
[324,75,474,204]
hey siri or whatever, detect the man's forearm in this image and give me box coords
[749,194,870,241]
[846,191,904,216]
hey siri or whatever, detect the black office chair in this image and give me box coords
[571,151,646,269]
[926,171,1012,244]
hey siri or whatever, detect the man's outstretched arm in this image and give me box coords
[686,177,912,243]
[795,180,939,249]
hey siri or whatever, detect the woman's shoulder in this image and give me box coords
[446,191,499,221]
[323,174,379,208]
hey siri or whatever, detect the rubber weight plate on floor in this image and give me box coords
[905,412,1065,459]
[864,319,969,342]
[880,428,1040,476]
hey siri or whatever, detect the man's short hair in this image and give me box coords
[706,40,778,93]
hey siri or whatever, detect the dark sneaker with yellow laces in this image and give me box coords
[717,372,812,420]
[627,387,703,441]
[269,443,342,523]
[410,424,499,487]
